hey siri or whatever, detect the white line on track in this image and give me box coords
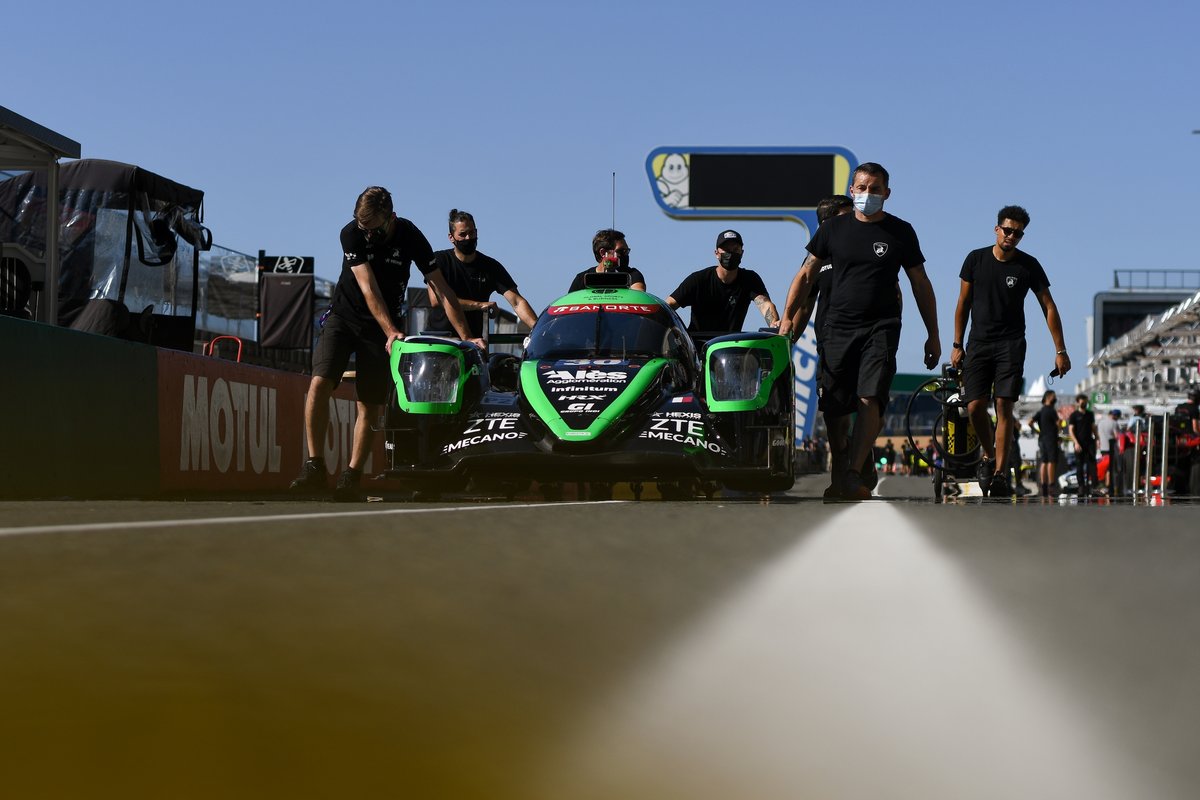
[537,501,1152,800]
[0,500,624,538]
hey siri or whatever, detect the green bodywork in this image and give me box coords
[704,336,790,412]
[520,358,669,442]
[549,287,667,307]
[390,342,477,414]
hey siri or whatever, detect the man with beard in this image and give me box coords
[950,205,1070,497]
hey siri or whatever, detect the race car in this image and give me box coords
[381,284,795,497]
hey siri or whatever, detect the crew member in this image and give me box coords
[779,162,941,500]
[666,229,779,335]
[1068,393,1099,497]
[950,205,1070,498]
[1029,390,1061,498]
[290,187,482,501]
[569,229,645,292]
[426,208,538,337]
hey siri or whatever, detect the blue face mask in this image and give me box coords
[853,192,885,216]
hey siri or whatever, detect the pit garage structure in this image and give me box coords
[0,106,81,324]
[1084,270,1200,409]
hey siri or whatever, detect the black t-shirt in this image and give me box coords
[810,263,834,334]
[670,266,769,334]
[331,217,436,338]
[568,265,646,293]
[1033,405,1059,443]
[959,246,1050,343]
[805,212,924,328]
[425,249,518,338]
[1068,409,1097,448]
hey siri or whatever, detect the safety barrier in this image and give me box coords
[1124,413,1200,502]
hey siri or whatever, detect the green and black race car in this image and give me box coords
[382,283,794,497]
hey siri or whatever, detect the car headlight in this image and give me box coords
[400,350,462,404]
[708,348,772,402]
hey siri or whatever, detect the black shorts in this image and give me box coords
[963,338,1026,401]
[311,312,391,405]
[818,318,901,417]
[1038,437,1060,463]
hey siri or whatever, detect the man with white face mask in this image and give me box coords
[779,162,941,500]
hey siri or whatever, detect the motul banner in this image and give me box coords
[157,350,383,492]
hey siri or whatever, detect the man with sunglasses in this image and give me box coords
[950,205,1070,498]
[569,229,646,292]
[291,186,481,501]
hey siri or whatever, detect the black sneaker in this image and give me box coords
[839,469,872,500]
[989,471,1013,498]
[976,457,995,495]
[333,467,366,502]
[289,459,327,491]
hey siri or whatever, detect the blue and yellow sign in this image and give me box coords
[646,145,857,237]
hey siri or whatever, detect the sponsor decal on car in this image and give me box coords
[638,418,727,455]
[546,303,659,315]
[543,369,628,383]
[443,416,528,453]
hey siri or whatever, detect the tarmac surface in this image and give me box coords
[1,473,1198,799]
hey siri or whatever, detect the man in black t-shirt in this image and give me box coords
[779,162,941,500]
[1068,393,1099,497]
[290,187,482,501]
[785,195,853,339]
[666,229,778,335]
[950,205,1070,497]
[425,209,538,337]
[1028,390,1061,497]
[568,228,646,292]
[783,196,854,496]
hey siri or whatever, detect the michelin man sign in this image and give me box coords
[646,145,858,441]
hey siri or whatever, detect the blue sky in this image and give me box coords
[6,0,1198,378]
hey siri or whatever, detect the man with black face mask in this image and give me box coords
[666,229,779,335]
[426,208,538,338]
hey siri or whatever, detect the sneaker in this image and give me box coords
[333,467,366,502]
[989,471,1013,498]
[839,469,872,500]
[976,457,995,495]
[860,459,879,491]
[290,459,327,491]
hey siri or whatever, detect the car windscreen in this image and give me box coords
[526,303,677,360]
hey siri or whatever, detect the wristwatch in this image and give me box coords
[952,342,963,349]
[1056,349,1068,355]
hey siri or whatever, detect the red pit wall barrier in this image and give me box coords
[157,350,385,493]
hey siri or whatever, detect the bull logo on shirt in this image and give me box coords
[873,242,888,257]
[1006,276,1017,288]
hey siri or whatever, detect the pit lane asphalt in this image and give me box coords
[1,475,1198,799]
